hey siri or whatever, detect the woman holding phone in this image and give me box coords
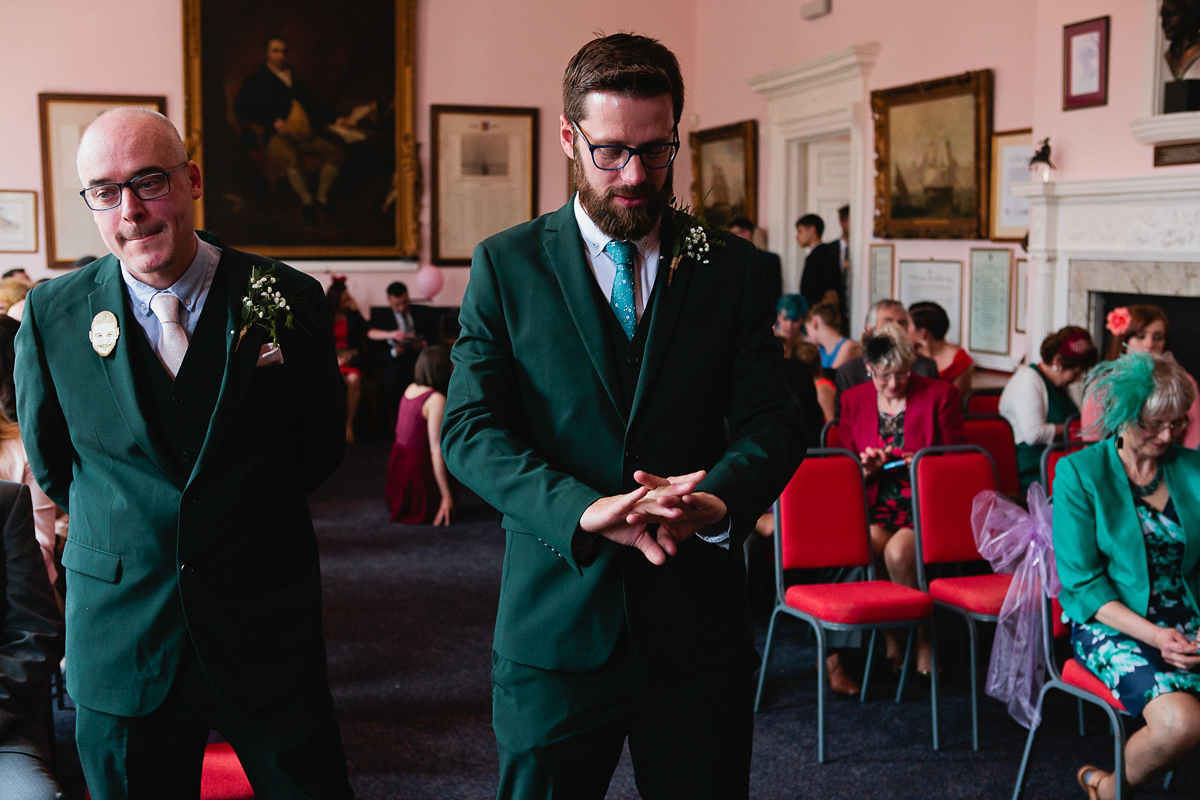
[839,323,966,674]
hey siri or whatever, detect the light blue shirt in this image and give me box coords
[120,234,221,351]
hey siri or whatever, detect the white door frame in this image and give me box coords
[750,44,878,328]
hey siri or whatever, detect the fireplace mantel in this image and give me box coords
[1012,173,1200,361]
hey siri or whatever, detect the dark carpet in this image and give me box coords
[50,440,1200,798]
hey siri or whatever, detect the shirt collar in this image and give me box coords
[572,193,659,261]
[120,233,220,317]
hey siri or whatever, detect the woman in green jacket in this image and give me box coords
[1054,353,1200,800]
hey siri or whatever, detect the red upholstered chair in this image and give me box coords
[911,444,1010,751]
[820,419,841,449]
[754,448,935,762]
[1011,595,1130,800]
[1065,413,1083,442]
[963,414,1020,497]
[200,743,255,799]
[85,742,255,799]
[1039,439,1091,498]
[963,387,1002,416]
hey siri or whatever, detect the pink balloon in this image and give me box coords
[413,265,444,301]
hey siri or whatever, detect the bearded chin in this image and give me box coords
[574,154,672,242]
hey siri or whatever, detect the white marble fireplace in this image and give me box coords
[1014,174,1200,361]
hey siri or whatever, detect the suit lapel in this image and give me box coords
[88,262,182,483]
[189,252,264,482]
[631,210,689,420]
[543,204,625,419]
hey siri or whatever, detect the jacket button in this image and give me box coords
[172,396,184,405]
[627,355,640,365]
[180,450,192,462]
[181,564,196,575]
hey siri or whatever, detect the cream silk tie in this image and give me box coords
[149,292,189,379]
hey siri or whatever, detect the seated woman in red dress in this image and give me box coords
[386,345,458,525]
[839,323,967,673]
[908,301,974,397]
[326,277,368,443]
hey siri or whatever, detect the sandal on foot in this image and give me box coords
[1076,765,1109,800]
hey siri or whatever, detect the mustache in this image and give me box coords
[607,184,654,200]
[118,223,165,241]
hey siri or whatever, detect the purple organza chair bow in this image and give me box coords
[971,482,1060,729]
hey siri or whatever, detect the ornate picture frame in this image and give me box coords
[871,70,993,239]
[431,105,538,266]
[182,0,418,259]
[688,120,757,229]
[39,93,167,268]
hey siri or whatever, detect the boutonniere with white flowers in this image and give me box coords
[235,266,294,353]
[666,196,724,286]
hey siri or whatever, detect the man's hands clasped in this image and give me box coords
[579,470,728,565]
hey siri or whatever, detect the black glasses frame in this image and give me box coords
[572,122,679,171]
[80,163,189,211]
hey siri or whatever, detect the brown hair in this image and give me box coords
[1104,304,1169,361]
[563,33,685,125]
[806,301,842,331]
[1040,325,1098,371]
[414,345,452,395]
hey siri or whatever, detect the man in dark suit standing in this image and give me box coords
[796,212,845,319]
[367,281,439,422]
[441,33,806,800]
[727,215,782,308]
[16,108,353,799]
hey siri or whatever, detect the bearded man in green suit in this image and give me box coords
[441,34,806,800]
[15,108,354,799]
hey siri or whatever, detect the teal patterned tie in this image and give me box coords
[604,240,637,339]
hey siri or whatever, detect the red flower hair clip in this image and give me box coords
[1105,307,1131,337]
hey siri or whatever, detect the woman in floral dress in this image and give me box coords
[1054,352,1200,800]
[838,323,966,675]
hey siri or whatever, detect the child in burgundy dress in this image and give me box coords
[386,345,458,524]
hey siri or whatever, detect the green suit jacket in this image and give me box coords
[441,202,806,673]
[1053,439,1200,625]
[15,232,345,716]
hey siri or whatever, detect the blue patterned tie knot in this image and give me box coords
[604,240,637,339]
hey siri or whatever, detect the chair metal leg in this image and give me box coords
[1078,697,1086,736]
[966,616,980,751]
[930,622,940,751]
[896,628,915,704]
[1010,684,1052,800]
[860,630,877,704]
[754,605,783,712]
[815,626,828,764]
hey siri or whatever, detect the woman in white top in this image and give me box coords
[999,326,1097,492]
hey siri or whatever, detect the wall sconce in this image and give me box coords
[1029,137,1055,182]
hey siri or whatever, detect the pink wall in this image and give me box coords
[416,0,697,305]
[1031,0,1199,180]
[0,0,1188,310]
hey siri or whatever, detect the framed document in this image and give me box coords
[989,129,1032,241]
[969,248,1012,355]
[432,105,538,265]
[898,259,963,345]
[0,190,38,253]
[1015,258,1028,333]
[1063,16,1110,111]
[38,92,166,268]
[869,243,894,304]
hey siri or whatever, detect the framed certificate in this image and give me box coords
[989,129,1032,241]
[1015,258,1028,333]
[898,259,963,345]
[969,248,1012,355]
